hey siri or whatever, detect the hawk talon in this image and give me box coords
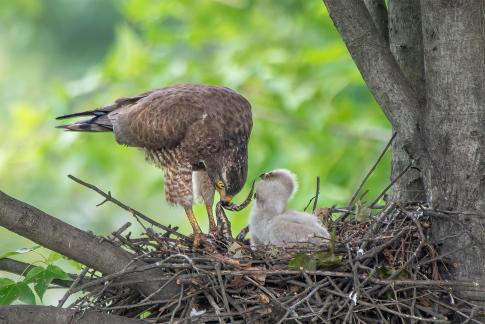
[191,232,207,249]
[191,232,217,253]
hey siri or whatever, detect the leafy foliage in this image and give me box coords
[0,246,75,305]
[24,265,71,301]
[1,0,392,305]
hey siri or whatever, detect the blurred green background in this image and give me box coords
[0,0,391,304]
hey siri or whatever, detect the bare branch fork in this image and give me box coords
[67,174,191,242]
[321,0,426,161]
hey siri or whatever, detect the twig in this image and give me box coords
[57,266,89,307]
[348,132,396,208]
[68,174,191,242]
[303,176,321,213]
[313,176,321,214]
[169,284,184,323]
[369,162,412,208]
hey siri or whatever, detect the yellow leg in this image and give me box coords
[206,204,217,235]
[185,207,204,248]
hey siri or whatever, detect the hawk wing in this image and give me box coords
[110,84,252,150]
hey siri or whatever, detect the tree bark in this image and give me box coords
[0,305,145,324]
[322,0,485,304]
[420,0,485,301]
[364,0,389,44]
[388,0,426,202]
[0,191,178,299]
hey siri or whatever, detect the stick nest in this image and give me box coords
[69,203,484,323]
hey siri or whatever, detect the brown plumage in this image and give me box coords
[57,84,252,246]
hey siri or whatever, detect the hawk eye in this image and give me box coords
[216,181,225,190]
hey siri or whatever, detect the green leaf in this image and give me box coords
[46,264,71,281]
[66,259,83,271]
[46,252,63,263]
[288,253,317,271]
[139,311,151,319]
[0,280,36,305]
[0,278,15,289]
[0,284,19,305]
[33,276,50,301]
[24,266,45,284]
[24,265,71,301]
[16,282,36,304]
[314,251,343,267]
[0,245,40,260]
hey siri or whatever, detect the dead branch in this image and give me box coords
[68,175,191,242]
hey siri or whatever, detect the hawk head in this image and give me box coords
[204,143,248,204]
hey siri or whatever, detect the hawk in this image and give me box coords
[57,84,252,247]
[249,169,330,246]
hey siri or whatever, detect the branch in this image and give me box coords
[67,175,191,242]
[0,305,145,324]
[321,0,423,157]
[364,0,388,43]
[0,190,177,298]
[348,132,396,208]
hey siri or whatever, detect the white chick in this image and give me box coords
[249,169,330,246]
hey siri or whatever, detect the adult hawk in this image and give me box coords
[57,84,252,246]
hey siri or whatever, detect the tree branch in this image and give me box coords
[321,0,423,157]
[364,0,389,43]
[0,305,145,324]
[0,190,177,298]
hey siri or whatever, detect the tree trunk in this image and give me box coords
[388,0,426,202]
[322,0,485,304]
[419,0,485,301]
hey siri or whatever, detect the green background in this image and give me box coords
[0,0,391,305]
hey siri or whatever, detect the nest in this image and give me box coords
[65,201,484,323]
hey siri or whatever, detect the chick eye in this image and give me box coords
[216,181,225,190]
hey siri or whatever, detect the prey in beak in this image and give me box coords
[220,193,233,207]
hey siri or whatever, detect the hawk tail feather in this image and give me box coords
[56,106,115,132]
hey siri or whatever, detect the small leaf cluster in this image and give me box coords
[0,247,74,305]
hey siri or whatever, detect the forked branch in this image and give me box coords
[321,0,424,158]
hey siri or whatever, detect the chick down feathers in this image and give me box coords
[249,169,330,246]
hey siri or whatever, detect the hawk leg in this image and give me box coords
[206,204,218,235]
[192,170,217,236]
[184,207,205,248]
